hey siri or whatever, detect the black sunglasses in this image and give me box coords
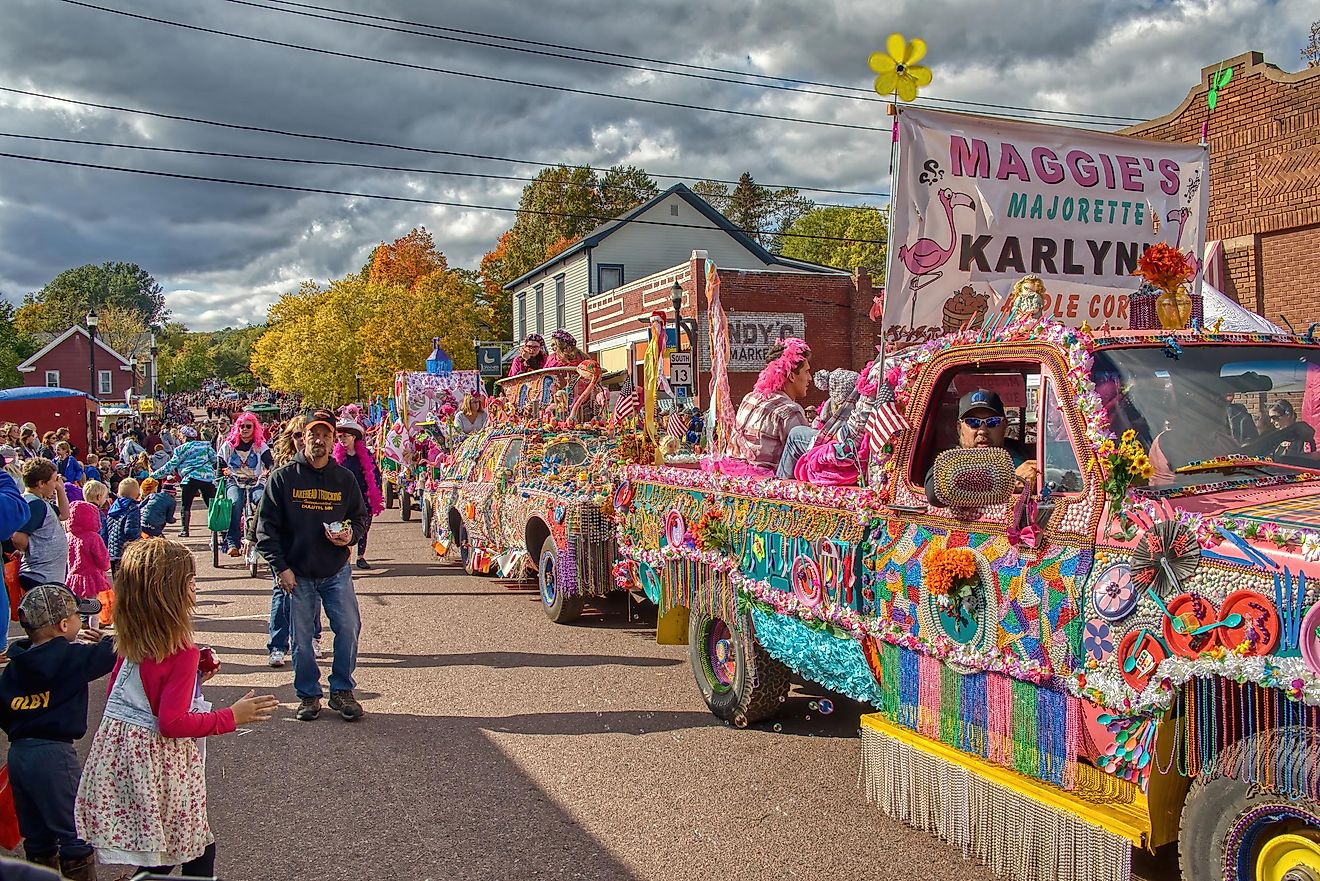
[962,416,1005,429]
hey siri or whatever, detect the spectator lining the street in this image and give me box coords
[264,416,317,668]
[138,478,177,538]
[106,478,142,575]
[65,501,111,606]
[0,585,112,881]
[53,442,84,485]
[13,459,71,591]
[75,539,278,878]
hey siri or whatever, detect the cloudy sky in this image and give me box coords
[0,0,1312,329]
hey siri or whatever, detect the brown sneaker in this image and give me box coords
[60,852,97,881]
[328,689,363,721]
[295,697,322,721]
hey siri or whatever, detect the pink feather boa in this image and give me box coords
[333,438,384,515]
[753,337,811,395]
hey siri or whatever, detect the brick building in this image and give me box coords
[584,250,878,404]
[1124,52,1320,332]
[17,325,139,400]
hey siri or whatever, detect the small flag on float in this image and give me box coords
[666,407,690,439]
[613,375,639,422]
[865,382,909,453]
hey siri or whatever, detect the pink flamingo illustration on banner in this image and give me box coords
[900,188,976,290]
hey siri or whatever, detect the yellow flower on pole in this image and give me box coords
[869,33,933,102]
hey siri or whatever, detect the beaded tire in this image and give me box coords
[538,542,583,624]
[1178,728,1320,881]
[688,611,790,726]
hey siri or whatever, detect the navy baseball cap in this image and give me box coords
[958,389,1006,419]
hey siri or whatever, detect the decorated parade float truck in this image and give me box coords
[609,81,1320,881]
[426,362,654,622]
[614,321,1320,881]
[377,341,481,522]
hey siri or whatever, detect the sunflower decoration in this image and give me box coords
[869,33,932,103]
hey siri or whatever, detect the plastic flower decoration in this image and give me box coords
[870,33,932,102]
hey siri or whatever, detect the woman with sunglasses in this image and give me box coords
[925,389,1037,506]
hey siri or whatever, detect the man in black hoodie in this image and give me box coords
[256,409,368,724]
[0,585,111,881]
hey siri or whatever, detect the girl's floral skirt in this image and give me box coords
[75,718,213,867]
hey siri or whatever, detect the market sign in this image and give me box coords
[884,108,1210,346]
[697,311,805,372]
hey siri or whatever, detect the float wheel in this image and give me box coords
[1179,737,1320,881]
[401,490,413,522]
[538,543,582,624]
[420,494,433,538]
[384,480,396,509]
[687,611,789,726]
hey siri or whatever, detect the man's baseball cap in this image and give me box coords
[17,584,100,631]
[959,389,1007,419]
[306,409,337,433]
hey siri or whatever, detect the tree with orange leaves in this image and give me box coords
[366,227,448,290]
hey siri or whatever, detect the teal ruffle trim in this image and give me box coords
[750,607,881,705]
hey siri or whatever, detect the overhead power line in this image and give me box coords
[0,131,873,209]
[0,85,889,198]
[232,0,1143,126]
[0,150,890,246]
[52,0,1127,132]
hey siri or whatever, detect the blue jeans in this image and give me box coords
[224,482,263,551]
[8,739,92,861]
[267,575,320,653]
[289,564,360,699]
[776,425,819,479]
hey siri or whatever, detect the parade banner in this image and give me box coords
[884,108,1209,345]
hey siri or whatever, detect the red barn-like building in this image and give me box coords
[17,326,139,400]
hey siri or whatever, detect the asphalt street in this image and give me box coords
[8,516,1178,880]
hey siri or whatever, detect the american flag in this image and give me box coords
[612,376,639,422]
[865,382,909,456]
[666,407,690,439]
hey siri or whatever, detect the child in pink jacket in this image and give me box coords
[65,500,111,601]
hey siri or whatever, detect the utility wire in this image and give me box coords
[0,150,890,246]
[53,0,890,134]
[0,130,873,209]
[233,0,1142,126]
[0,85,889,198]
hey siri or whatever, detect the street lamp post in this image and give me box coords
[150,328,159,399]
[86,308,99,399]
[355,373,362,403]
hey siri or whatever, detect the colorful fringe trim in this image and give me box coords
[879,643,1080,790]
[860,725,1133,881]
[749,608,882,704]
[1165,677,1320,801]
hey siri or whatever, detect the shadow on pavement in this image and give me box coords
[352,650,682,670]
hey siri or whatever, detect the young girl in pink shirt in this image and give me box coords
[64,500,110,603]
[75,539,278,876]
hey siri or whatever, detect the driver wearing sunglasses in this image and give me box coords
[925,389,1038,506]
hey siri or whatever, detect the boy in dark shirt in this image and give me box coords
[0,585,113,881]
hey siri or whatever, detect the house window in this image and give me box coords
[554,275,566,330]
[534,284,544,335]
[670,204,680,217]
[517,292,527,340]
[44,370,60,387]
[98,370,114,396]
[598,264,624,293]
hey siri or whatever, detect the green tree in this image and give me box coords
[691,174,814,253]
[779,205,889,272]
[23,262,167,333]
[1304,19,1320,67]
[159,336,214,392]
[0,301,38,388]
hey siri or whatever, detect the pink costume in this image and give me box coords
[65,500,111,600]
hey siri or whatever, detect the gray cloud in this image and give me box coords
[0,0,1312,329]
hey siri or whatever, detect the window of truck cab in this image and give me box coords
[906,359,1087,501]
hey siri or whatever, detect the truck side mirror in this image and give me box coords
[930,447,1017,509]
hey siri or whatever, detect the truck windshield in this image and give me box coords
[1091,344,1320,488]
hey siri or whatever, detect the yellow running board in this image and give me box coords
[860,714,1150,881]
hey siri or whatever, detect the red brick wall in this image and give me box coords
[585,255,873,408]
[22,331,137,400]
[1124,52,1320,330]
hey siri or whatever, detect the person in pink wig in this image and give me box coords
[333,419,384,569]
[728,338,813,475]
[216,412,273,557]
